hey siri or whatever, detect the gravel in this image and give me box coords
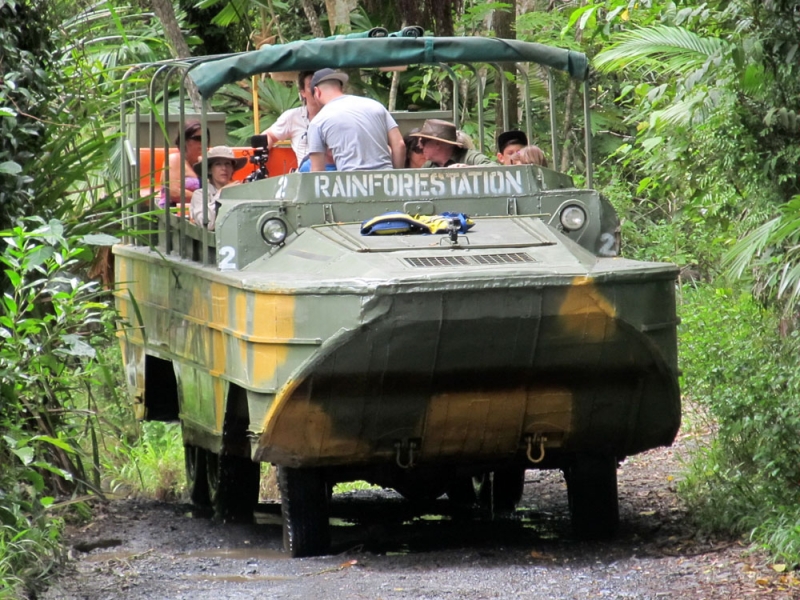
[40,433,800,600]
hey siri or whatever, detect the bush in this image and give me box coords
[678,283,800,563]
[0,218,120,594]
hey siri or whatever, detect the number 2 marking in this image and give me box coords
[275,175,288,199]
[598,232,617,257]
[219,245,236,270]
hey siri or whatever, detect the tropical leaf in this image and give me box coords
[594,25,731,76]
[723,197,800,311]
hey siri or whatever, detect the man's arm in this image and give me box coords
[264,130,279,150]
[309,152,326,172]
[262,108,293,149]
[388,128,406,169]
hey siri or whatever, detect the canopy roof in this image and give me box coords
[190,36,590,98]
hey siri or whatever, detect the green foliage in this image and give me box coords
[678,283,800,563]
[0,217,122,594]
[0,0,59,229]
[105,422,186,501]
[220,76,301,144]
[333,480,380,493]
[723,196,800,314]
[0,488,63,598]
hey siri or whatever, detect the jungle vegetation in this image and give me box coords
[3,0,800,594]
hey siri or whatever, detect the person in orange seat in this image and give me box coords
[190,146,246,231]
[159,121,205,208]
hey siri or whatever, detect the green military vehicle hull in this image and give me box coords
[115,35,680,557]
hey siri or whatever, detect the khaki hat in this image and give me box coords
[410,119,462,146]
[193,146,247,176]
[311,68,349,88]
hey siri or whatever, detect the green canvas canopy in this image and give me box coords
[190,36,590,98]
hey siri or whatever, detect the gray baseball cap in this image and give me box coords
[310,68,349,88]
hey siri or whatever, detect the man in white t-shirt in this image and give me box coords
[262,71,321,164]
[306,68,405,171]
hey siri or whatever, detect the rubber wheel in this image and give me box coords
[278,466,330,558]
[446,476,477,507]
[184,444,210,507]
[564,454,619,539]
[206,450,260,522]
[477,468,526,513]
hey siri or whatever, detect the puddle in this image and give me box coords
[181,548,287,560]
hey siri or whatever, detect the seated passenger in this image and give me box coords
[159,121,205,208]
[496,130,528,165]
[306,68,405,171]
[404,128,426,168]
[411,119,493,168]
[510,144,548,168]
[190,146,246,231]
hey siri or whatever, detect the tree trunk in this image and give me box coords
[324,0,358,35]
[146,0,202,108]
[559,78,577,172]
[300,0,325,38]
[493,2,518,131]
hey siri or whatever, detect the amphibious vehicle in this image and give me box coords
[115,31,681,557]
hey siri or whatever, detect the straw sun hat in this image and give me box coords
[193,146,247,176]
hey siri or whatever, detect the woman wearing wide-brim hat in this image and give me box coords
[190,146,247,230]
[410,119,493,168]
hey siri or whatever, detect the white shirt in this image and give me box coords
[190,183,220,231]
[265,106,309,164]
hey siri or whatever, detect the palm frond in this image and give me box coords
[595,26,731,76]
[723,215,782,279]
[651,87,731,127]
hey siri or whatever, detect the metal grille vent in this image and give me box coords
[404,253,534,268]
[471,252,534,265]
[404,256,472,268]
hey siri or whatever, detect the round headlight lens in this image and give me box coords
[560,205,586,231]
[260,218,287,245]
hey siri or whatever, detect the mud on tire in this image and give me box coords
[278,466,330,558]
[184,444,210,508]
[206,450,260,522]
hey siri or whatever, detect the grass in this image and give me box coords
[103,421,186,501]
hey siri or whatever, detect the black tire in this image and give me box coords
[564,454,619,539]
[278,466,330,558]
[477,468,526,513]
[184,444,210,507]
[206,450,260,522]
[446,476,477,507]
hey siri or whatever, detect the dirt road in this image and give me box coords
[41,434,798,600]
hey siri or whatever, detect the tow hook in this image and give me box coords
[525,433,547,464]
[394,438,419,469]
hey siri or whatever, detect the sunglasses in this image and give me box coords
[411,145,423,154]
[187,135,203,142]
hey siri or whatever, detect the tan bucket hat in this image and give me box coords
[410,119,462,146]
[193,146,247,175]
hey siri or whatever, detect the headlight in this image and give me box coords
[260,217,287,245]
[560,205,586,231]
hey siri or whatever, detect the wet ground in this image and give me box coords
[41,432,800,599]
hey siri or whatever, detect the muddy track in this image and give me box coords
[41,435,799,600]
